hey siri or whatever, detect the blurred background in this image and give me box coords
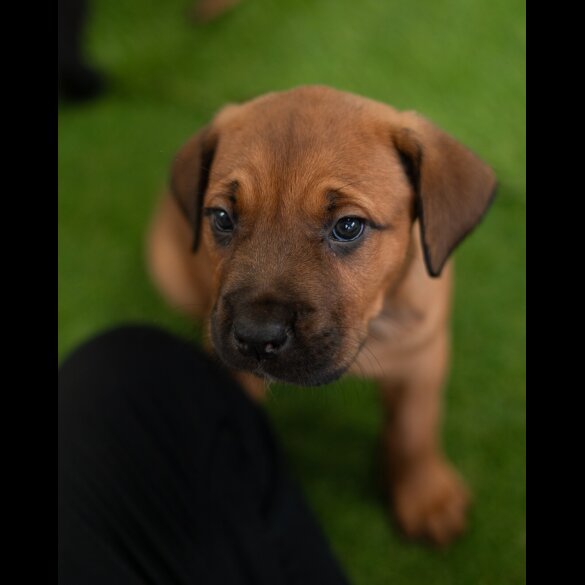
[58,0,526,583]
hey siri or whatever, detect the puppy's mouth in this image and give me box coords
[210,311,357,387]
[249,360,348,387]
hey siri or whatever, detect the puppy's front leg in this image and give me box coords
[379,330,470,546]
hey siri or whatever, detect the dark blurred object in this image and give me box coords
[58,325,350,585]
[190,0,242,23]
[58,0,106,103]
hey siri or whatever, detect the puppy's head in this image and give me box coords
[170,86,496,385]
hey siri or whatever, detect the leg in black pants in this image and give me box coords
[58,325,350,585]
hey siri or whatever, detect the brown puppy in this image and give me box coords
[147,86,496,546]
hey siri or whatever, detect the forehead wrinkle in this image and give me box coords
[243,134,320,220]
[264,143,377,225]
[216,117,395,223]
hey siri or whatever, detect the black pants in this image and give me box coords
[58,325,349,585]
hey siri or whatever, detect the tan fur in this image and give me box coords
[190,0,241,23]
[146,86,496,546]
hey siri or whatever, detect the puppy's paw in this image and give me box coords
[391,456,470,546]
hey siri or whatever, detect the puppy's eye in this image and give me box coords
[211,209,234,233]
[330,217,365,242]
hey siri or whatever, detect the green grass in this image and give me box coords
[59,0,525,583]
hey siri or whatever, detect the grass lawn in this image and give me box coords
[58,1,526,583]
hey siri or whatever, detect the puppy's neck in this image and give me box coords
[369,222,452,341]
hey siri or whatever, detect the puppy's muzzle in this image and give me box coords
[212,292,348,385]
[233,302,293,360]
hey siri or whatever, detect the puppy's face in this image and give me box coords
[171,87,496,385]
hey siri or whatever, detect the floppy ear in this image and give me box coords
[169,126,218,251]
[392,112,497,277]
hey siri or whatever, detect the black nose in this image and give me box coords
[233,303,293,359]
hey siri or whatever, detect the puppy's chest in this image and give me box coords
[369,303,423,339]
[349,305,426,380]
